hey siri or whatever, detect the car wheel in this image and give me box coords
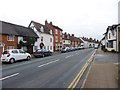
[42,54,44,57]
[2,62,6,64]
[27,56,31,60]
[9,58,15,64]
[50,53,52,56]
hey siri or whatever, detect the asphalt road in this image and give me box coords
[1,48,95,88]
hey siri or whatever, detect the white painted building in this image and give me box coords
[80,37,99,48]
[29,21,53,52]
[79,37,89,48]
[103,25,120,52]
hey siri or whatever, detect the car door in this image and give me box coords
[11,50,20,61]
[18,49,27,60]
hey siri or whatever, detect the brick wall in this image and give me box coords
[2,34,18,50]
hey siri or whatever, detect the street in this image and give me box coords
[1,48,95,88]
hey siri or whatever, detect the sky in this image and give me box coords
[0,0,119,40]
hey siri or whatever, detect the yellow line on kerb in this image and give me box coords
[67,50,96,90]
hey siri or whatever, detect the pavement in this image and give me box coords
[83,48,119,88]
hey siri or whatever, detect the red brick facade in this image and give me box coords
[45,21,63,51]
[1,34,18,50]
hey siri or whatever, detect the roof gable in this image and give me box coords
[1,21,38,38]
[29,21,53,35]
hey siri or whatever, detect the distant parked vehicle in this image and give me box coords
[61,47,71,53]
[1,49,31,64]
[94,45,99,49]
[70,47,75,51]
[78,46,84,50]
[33,49,52,58]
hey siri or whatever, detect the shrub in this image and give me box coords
[101,45,108,52]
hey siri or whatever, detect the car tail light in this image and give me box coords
[7,53,10,57]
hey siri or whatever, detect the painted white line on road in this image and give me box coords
[65,54,74,59]
[0,73,19,81]
[75,52,79,55]
[38,59,60,68]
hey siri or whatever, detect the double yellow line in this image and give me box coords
[67,51,96,90]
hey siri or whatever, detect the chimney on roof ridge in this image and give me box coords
[45,20,48,25]
[68,33,70,36]
[50,22,52,25]
[72,34,74,37]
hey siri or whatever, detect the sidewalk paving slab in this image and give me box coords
[83,48,118,88]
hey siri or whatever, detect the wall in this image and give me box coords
[33,33,53,52]
[62,39,71,47]
[1,34,18,50]
[45,23,63,51]
[106,41,117,51]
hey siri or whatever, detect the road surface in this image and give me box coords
[1,48,95,88]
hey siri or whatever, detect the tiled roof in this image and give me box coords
[0,21,38,38]
[62,32,70,40]
[82,37,99,43]
[52,25,63,31]
[70,35,83,42]
[29,21,53,35]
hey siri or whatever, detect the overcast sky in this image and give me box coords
[0,0,119,40]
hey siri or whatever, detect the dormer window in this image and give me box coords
[50,30,53,35]
[109,33,111,39]
[111,30,114,36]
[30,26,34,29]
[40,26,44,32]
[67,35,69,39]
[62,34,64,38]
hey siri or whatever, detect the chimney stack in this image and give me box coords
[50,22,52,25]
[72,34,74,37]
[45,20,48,25]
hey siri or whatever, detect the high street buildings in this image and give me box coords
[0,20,99,56]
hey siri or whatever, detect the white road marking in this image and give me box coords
[65,55,74,58]
[38,59,60,68]
[75,52,79,55]
[0,73,19,81]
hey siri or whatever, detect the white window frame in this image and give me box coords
[50,38,52,42]
[50,46,52,50]
[7,46,14,49]
[41,36,43,42]
[55,29,58,34]
[7,35,14,41]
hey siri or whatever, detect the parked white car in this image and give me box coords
[1,49,31,64]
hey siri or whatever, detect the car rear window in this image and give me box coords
[3,51,9,54]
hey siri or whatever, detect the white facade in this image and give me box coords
[104,26,117,52]
[79,38,89,48]
[33,33,53,52]
[29,23,53,52]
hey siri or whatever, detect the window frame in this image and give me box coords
[7,35,14,41]
[7,46,14,49]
